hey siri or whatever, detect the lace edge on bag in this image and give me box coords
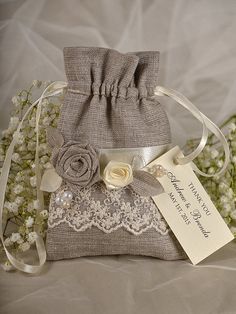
[47,216,170,236]
[47,183,170,236]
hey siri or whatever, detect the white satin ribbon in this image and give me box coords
[154,86,230,177]
[99,144,170,171]
[0,81,67,274]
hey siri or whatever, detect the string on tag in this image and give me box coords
[154,86,230,177]
[0,81,67,274]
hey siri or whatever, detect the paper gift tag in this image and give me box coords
[145,146,234,265]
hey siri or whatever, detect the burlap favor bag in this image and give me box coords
[46,47,187,261]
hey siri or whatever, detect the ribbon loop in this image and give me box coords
[154,86,230,177]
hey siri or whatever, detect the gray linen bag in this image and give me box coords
[46,47,187,261]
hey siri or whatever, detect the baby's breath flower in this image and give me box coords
[25,216,34,228]
[17,237,24,244]
[202,160,211,168]
[219,182,228,192]
[27,202,34,213]
[220,195,229,205]
[2,129,11,137]
[15,196,24,205]
[231,141,236,149]
[210,149,219,159]
[19,242,30,252]
[11,95,21,107]
[18,143,27,152]
[230,211,236,220]
[12,152,21,163]
[32,80,42,88]
[207,167,215,174]
[16,132,25,145]
[226,188,234,199]
[30,176,37,187]
[232,156,236,164]
[0,82,64,267]
[10,232,21,243]
[230,226,236,236]
[28,231,37,244]
[25,129,34,139]
[39,143,48,155]
[27,142,36,151]
[42,98,49,107]
[13,184,24,195]
[42,80,52,88]
[4,201,19,214]
[220,208,231,217]
[204,145,211,153]
[187,115,236,236]
[40,156,49,164]
[10,116,19,126]
[228,122,236,132]
[42,117,51,126]
[15,172,23,183]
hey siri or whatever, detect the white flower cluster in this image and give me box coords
[0,80,61,270]
[187,115,236,237]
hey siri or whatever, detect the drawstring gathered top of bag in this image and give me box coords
[0,81,230,274]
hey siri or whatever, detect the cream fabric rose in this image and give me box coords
[103,161,133,190]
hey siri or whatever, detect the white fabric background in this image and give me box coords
[0,1,236,313]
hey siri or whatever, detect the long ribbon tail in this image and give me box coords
[154,86,230,177]
[0,81,67,273]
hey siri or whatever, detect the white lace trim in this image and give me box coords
[48,182,170,236]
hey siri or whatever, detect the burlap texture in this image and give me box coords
[47,225,186,261]
[46,47,187,261]
[58,47,170,147]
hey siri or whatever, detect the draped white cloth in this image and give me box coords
[0,1,236,313]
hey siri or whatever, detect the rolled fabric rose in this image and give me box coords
[102,161,133,190]
[47,128,100,189]
[51,141,100,188]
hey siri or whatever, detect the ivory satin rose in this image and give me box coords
[102,161,133,190]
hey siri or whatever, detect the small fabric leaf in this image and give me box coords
[47,127,64,149]
[130,170,164,197]
[40,168,63,192]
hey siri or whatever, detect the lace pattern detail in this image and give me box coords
[48,182,170,236]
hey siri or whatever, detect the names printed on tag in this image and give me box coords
[145,146,234,265]
[167,173,211,237]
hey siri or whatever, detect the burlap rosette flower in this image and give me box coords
[41,127,100,192]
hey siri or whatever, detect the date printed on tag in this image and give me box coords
[145,146,234,265]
